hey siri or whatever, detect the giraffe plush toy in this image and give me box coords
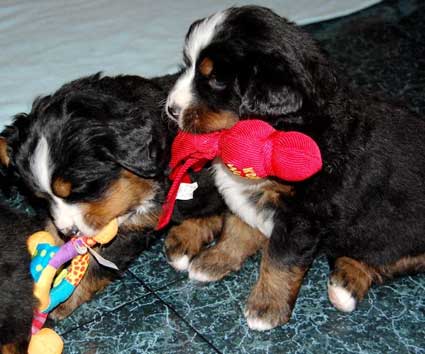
[27,219,119,354]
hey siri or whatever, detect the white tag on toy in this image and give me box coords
[87,247,119,270]
[176,182,198,200]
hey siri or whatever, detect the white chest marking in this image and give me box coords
[213,160,275,238]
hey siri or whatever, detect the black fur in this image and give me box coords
[0,200,43,350]
[2,73,174,202]
[172,5,425,322]
[0,73,165,350]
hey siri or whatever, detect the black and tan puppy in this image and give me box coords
[163,6,425,330]
[0,73,179,352]
[0,72,225,352]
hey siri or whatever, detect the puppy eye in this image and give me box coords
[208,77,226,91]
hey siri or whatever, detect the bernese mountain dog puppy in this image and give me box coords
[0,73,182,352]
[163,6,425,331]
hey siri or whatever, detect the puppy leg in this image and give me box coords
[328,257,376,313]
[328,254,425,313]
[244,241,307,331]
[49,261,112,320]
[189,214,266,282]
[244,211,317,330]
[164,215,223,271]
[377,253,425,278]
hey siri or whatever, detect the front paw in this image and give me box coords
[164,232,196,272]
[188,248,242,282]
[327,257,373,313]
[164,222,215,272]
[244,285,292,331]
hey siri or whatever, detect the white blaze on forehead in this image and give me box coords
[166,10,228,124]
[30,135,96,235]
[184,10,227,64]
[30,136,52,193]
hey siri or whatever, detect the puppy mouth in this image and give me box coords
[59,226,93,239]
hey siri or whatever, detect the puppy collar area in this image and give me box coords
[157,119,323,229]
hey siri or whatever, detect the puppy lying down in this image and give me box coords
[0,73,180,352]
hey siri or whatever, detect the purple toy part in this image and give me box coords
[48,239,82,269]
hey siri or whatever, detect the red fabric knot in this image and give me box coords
[156,119,322,229]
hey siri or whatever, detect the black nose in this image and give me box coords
[62,225,80,237]
[166,104,181,119]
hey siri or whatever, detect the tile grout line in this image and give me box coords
[128,269,187,292]
[58,291,153,337]
[57,271,155,336]
[58,271,222,354]
[134,276,223,354]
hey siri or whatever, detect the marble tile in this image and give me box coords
[158,256,425,354]
[129,237,186,290]
[54,271,149,335]
[62,294,216,354]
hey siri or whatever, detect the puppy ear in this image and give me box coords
[238,50,337,117]
[111,113,169,179]
[64,93,169,179]
[238,63,303,117]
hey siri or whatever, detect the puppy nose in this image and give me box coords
[166,104,181,119]
[61,225,80,237]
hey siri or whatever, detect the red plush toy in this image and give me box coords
[157,119,322,229]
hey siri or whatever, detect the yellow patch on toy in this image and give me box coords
[28,328,64,354]
[27,231,56,255]
[93,218,119,244]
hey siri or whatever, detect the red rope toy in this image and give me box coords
[157,119,322,229]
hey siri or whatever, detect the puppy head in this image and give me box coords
[1,75,168,236]
[166,6,337,133]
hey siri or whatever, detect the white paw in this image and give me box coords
[169,255,190,271]
[244,312,274,331]
[327,281,356,312]
[188,265,215,282]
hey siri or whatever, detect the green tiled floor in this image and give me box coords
[51,0,425,352]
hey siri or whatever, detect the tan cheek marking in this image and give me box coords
[52,177,72,198]
[0,137,10,167]
[199,57,214,77]
[183,107,239,133]
[82,170,155,230]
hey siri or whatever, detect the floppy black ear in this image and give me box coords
[238,60,303,117]
[238,49,337,117]
[64,93,169,179]
[111,111,169,179]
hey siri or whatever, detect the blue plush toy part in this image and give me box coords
[30,243,60,282]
